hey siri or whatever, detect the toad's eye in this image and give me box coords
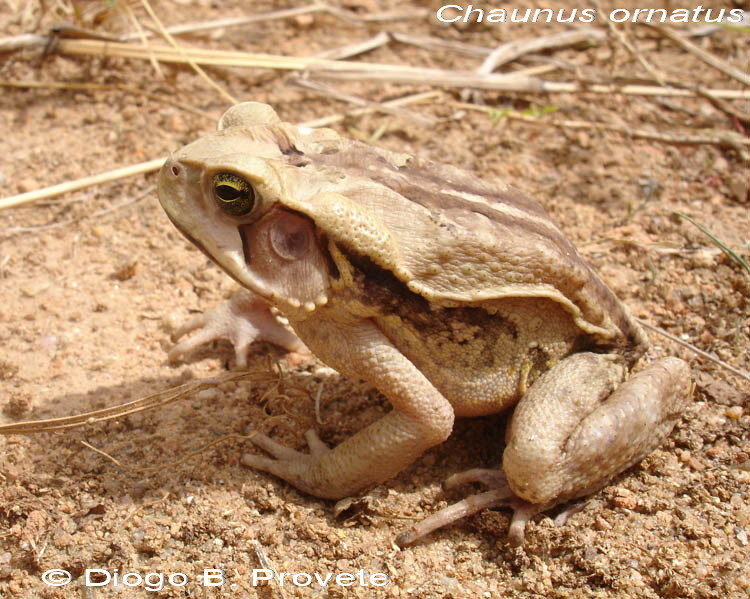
[212,173,255,216]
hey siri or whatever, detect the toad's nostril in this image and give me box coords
[171,164,180,176]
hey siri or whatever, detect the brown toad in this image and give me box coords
[157,102,691,544]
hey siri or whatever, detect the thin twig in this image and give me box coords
[291,78,436,126]
[121,492,170,525]
[121,3,331,40]
[454,102,750,158]
[121,0,162,77]
[647,23,750,88]
[314,31,390,61]
[476,28,607,76]
[390,32,492,58]
[48,38,533,75]
[637,319,750,383]
[597,12,750,125]
[26,38,748,101]
[119,3,428,40]
[80,426,284,474]
[464,26,606,102]
[0,159,164,211]
[637,23,750,125]
[298,90,441,128]
[691,88,750,127]
[0,91,441,211]
[316,70,750,99]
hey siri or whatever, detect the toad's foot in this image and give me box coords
[168,288,306,368]
[395,469,542,547]
[241,429,333,496]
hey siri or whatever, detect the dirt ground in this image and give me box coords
[0,1,748,597]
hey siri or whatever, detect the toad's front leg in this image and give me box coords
[168,288,306,368]
[241,318,455,499]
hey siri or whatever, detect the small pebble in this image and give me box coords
[17,178,35,193]
[735,527,748,546]
[294,14,315,27]
[21,280,51,297]
[726,406,743,420]
[728,177,749,203]
[196,388,220,401]
[612,495,637,510]
[112,259,138,281]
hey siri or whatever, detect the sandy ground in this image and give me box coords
[0,1,748,597]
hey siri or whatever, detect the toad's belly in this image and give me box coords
[374,297,585,417]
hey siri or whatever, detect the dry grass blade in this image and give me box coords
[41,39,750,101]
[390,32,492,58]
[291,78,436,126]
[637,319,750,383]
[0,33,48,52]
[0,91,440,211]
[46,24,122,42]
[0,158,164,211]
[674,212,750,276]
[121,0,162,77]
[139,0,237,104]
[456,102,750,159]
[0,371,260,435]
[49,38,514,75]
[122,3,330,40]
[317,65,560,87]
[314,31,390,61]
[79,417,289,475]
[322,69,750,99]
[120,2,428,39]
[298,90,440,128]
[592,1,666,86]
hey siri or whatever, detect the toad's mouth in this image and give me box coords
[238,224,252,267]
[166,212,218,266]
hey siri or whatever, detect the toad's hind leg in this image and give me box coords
[397,353,691,546]
[504,352,691,507]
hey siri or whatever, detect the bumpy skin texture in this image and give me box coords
[158,102,691,542]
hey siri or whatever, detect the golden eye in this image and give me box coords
[212,173,256,216]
